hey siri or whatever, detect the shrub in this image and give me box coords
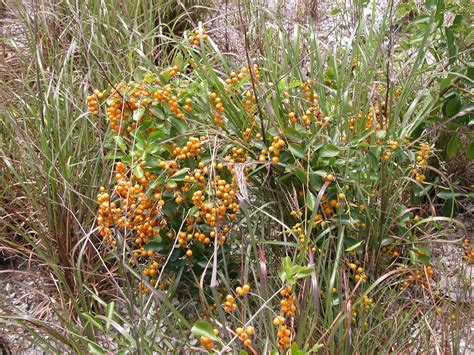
[88,11,465,351]
[1,0,470,353]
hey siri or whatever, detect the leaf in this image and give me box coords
[158,70,171,85]
[318,144,340,158]
[310,343,324,352]
[191,321,218,341]
[294,167,308,184]
[283,126,303,141]
[309,172,322,191]
[105,302,115,331]
[82,312,104,331]
[443,95,461,117]
[441,198,456,217]
[289,143,306,159]
[439,74,455,90]
[189,206,200,217]
[133,107,145,121]
[436,191,465,199]
[133,165,144,179]
[414,246,431,265]
[375,130,386,139]
[381,237,394,246]
[290,343,304,355]
[279,256,292,283]
[114,136,127,153]
[445,27,457,64]
[166,180,177,189]
[467,141,474,160]
[345,240,365,252]
[88,342,106,354]
[169,115,188,134]
[144,73,154,84]
[415,245,430,256]
[144,241,165,252]
[252,140,266,150]
[279,257,315,284]
[133,130,146,150]
[306,192,316,211]
[173,52,184,71]
[171,168,190,180]
[293,266,315,279]
[446,133,461,158]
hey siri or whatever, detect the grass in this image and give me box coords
[0,0,472,353]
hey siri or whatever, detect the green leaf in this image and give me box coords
[173,52,184,71]
[105,302,115,331]
[375,130,386,139]
[279,256,292,283]
[289,143,306,159]
[82,312,104,331]
[169,116,188,134]
[414,246,431,265]
[467,141,474,160]
[191,321,218,341]
[133,165,144,179]
[144,73,154,84]
[88,342,106,354]
[381,237,394,246]
[189,206,200,217]
[441,198,457,217]
[278,257,315,284]
[158,70,171,85]
[294,167,308,184]
[166,180,177,189]
[171,168,190,180]
[318,144,340,158]
[290,342,304,355]
[252,140,266,150]
[445,27,457,64]
[436,191,465,199]
[133,107,145,121]
[293,266,315,279]
[306,192,316,211]
[114,136,127,153]
[310,343,324,352]
[144,241,165,252]
[345,240,365,252]
[446,133,461,158]
[443,95,461,117]
[309,172,322,191]
[439,74,455,90]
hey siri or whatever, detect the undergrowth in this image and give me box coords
[0,0,472,354]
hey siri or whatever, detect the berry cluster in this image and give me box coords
[272,285,296,349]
[259,135,285,163]
[187,28,209,46]
[235,325,254,348]
[86,89,103,116]
[412,142,431,183]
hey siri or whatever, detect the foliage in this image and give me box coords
[0,0,471,354]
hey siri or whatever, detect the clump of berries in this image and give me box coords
[235,325,255,348]
[272,285,296,349]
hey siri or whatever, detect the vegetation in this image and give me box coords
[0,0,472,353]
